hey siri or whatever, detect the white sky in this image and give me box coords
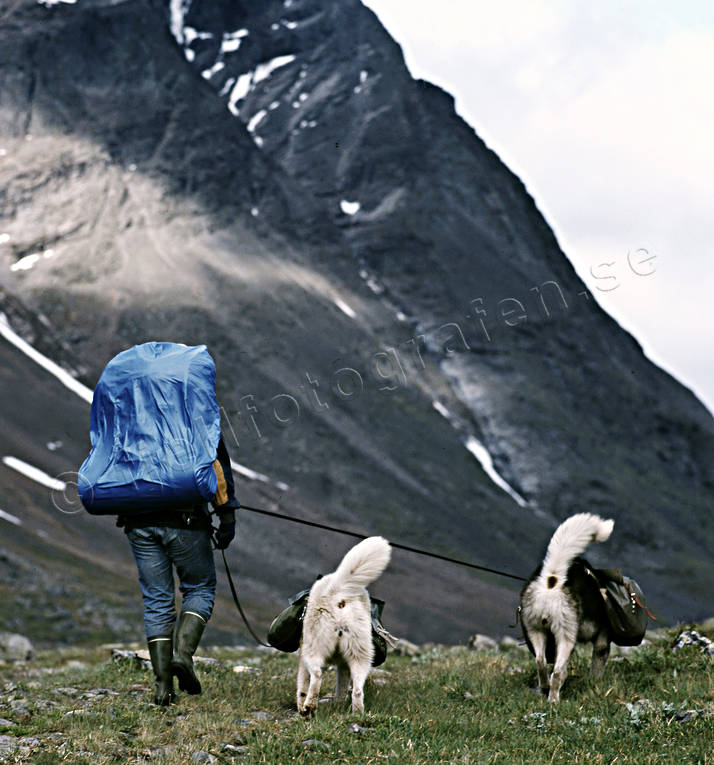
[363,0,714,414]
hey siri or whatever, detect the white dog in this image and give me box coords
[297,536,391,716]
[520,513,614,702]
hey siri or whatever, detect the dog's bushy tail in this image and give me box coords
[329,536,391,599]
[541,513,613,586]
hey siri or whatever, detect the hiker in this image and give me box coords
[118,436,239,705]
[78,342,240,705]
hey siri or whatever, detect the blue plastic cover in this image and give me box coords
[79,342,220,515]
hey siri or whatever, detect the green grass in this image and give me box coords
[1,627,712,764]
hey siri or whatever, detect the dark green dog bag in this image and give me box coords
[595,568,654,646]
[370,597,388,667]
[267,589,391,666]
[267,588,310,653]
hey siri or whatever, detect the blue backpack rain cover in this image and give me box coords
[79,342,221,515]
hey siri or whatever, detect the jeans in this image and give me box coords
[126,526,216,639]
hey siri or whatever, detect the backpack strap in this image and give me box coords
[622,580,657,620]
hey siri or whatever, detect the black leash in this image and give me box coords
[213,503,527,649]
[239,503,527,582]
[216,543,272,648]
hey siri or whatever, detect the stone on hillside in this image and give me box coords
[232,664,260,674]
[673,709,705,723]
[672,630,714,655]
[369,668,391,686]
[221,743,249,755]
[392,638,420,656]
[9,699,30,721]
[467,634,498,651]
[0,735,17,755]
[499,636,526,650]
[0,632,33,662]
[611,639,650,656]
[148,745,177,758]
[190,751,218,763]
[111,648,151,669]
[193,656,220,666]
[301,740,330,752]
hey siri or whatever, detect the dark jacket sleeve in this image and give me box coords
[212,436,240,522]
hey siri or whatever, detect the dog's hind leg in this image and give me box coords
[548,636,575,703]
[334,658,350,703]
[590,629,610,678]
[348,659,371,715]
[529,630,550,695]
[300,655,323,718]
[296,654,310,713]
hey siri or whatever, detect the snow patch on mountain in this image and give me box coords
[2,456,67,492]
[228,73,253,115]
[334,298,357,319]
[225,55,296,117]
[432,400,452,420]
[340,200,360,215]
[183,26,213,45]
[430,400,527,507]
[0,313,93,403]
[219,77,235,97]
[464,437,527,507]
[169,0,191,45]
[230,460,289,492]
[254,55,296,84]
[10,248,56,272]
[247,109,267,133]
[0,508,21,526]
[222,29,249,54]
[202,60,225,80]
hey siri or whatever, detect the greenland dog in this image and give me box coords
[520,513,614,702]
[297,536,391,717]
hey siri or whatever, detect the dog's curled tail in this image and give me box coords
[541,513,613,587]
[330,536,391,598]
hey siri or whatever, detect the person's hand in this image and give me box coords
[214,521,236,550]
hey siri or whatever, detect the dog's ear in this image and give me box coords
[315,574,323,581]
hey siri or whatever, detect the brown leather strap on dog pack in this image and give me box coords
[624,582,657,620]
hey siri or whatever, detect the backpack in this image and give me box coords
[266,587,310,654]
[267,587,391,666]
[78,342,222,515]
[594,568,654,646]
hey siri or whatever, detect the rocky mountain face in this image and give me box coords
[0,0,712,646]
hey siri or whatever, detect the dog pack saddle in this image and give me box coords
[78,342,222,515]
[594,568,654,646]
[267,586,391,666]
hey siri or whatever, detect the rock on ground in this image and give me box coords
[0,633,34,662]
[468,634,498,651]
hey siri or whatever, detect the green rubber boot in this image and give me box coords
[147,636,175,706]
[171,611,207,695]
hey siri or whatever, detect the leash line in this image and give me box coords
[218,546,272,648]
[239,503,528,582]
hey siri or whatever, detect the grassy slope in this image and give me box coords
[1,625,712,764]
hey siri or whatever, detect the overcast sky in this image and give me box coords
[362,0,714,414]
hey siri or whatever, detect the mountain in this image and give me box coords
[0,0,712,646]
